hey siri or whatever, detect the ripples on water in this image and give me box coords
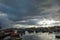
[21,33,60,40]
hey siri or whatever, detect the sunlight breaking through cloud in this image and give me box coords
[0,0,60,29]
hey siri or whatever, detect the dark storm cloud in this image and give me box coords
[0,13,14,29]
[0,0,60,28]
[0,0,33,21]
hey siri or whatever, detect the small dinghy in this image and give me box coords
[56,35,60,39]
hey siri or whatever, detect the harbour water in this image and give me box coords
[1,30,60,40]
[21,32,60,40]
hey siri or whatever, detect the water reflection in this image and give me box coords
[21,33,59,40]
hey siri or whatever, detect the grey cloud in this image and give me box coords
[0,0,60,28]
[0,13,14,29]
[16,19,38,25]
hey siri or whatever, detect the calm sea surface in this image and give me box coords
[21,32,60,40]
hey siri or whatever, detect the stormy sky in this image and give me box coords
[0,0,60,29]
